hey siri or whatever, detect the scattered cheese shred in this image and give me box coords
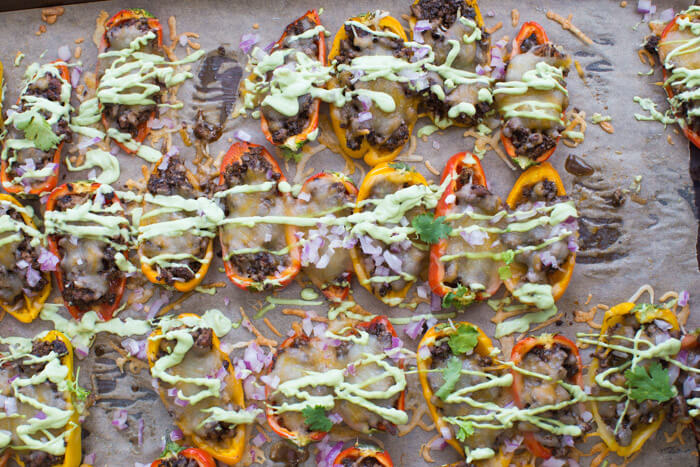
[638,48,656,67]
[546,10,593,45]
[599,121,615,134]
[282,308,328,323]
[424,160,440,176]
[511,9,520,27]
[263,317,283,337]
[240,307,277,348]
[574,59,585,80]
[157,292,193,317]
[486,21,503,34]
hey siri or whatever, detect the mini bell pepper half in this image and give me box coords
[500,22,561,165]
[429,152,502,303]
[1,61,69,196]
[260,10,326,152]
[139,157,214,292]
[298,171,358,302]
[510,334,583,460]
[99,9,163,154]
[0,193,51,323]
[349,163,428,304]
[46,182,127,321]
[146,313,247,465]
[218,141,300,291]
[588,302,679,458]
[659,9,700,149]
[503,162,575,302]
[328,14,415,166]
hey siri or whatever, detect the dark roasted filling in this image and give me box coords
[229,251,284,283]
[160,456,198,467]
[521,179,558,203]
[410,0,475,27]
[342,457,384,467]
[103,96,160,138]
[502,122,560,159]
[146,155,194,196]
[20,452,66,467]
[263,94,313,145]
[223,147,280,186]
[105,17,159,50]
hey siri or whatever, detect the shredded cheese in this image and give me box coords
[546,10,593,45]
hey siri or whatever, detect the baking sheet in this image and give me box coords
[0,0,698,465]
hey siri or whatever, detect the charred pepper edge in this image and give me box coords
[299,171,358,302]
[333,445,394,466]
[429,152,502,301]
[45,181,127,321]
[139,156,214,292]
[146,313,247,465]
[217,141,301,291]
[1,61,70,196]
[327,14,416,167]
[500,21,562,164]
[509,334,584,460]
[0,193,51,323]
[259,10,326,151]
[350,163,429,304]
[503,162,575,302]
[98,9,164,155]
[150,447,216,467]
[587,302,678,457]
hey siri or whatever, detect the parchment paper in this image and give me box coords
[0,1,698,465]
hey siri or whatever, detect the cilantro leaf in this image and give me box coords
[453,419,475,442]
[302,405,333,432]
[498,265,512,280]
[160,440,185,458]
[448,324,479,355]
[442,284,475,309]
[435,356,462,401]
[66,368,90,402]
[388,161,414,172]
[21,114,61,152]
[624,361,676,403]
[500,249,515,265]
[281,147,304,162]
[412,214,452,244]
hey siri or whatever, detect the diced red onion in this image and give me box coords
[637,0,652,13]
[252,432,267,447]
[3,397,17,416]
[77,136,101,150]
[70,67,82,88]
[431,293,442,311]
[413,46,430,60]
[111,409,128,430]
[541,458,567,467]
[357,111,373,122]
[260,374,280,389]
[503,435,523,453]
[243,376,266,400]
[668,363,680,384]
[684,375,698,396]
[74,345,89,359]
[539,251,559,269]
[16,260,29,269]
[239,33,260,54]
[328,412,343,424]
[147,118,164,130]
[357,95,372,111]
[460,229,488,246]
[147,293,170,319]
[654,319,673,331]
[405,318,425,340]
[83,453,96,465]
[383,250,403,273]
[439,426,452,440]
[359,235,382,256]
[486,9,495,17]
[345,363,356,376]
[679,290,689,307]
[122,338,147,360]
[659,8,675,22]
[169,428,183,442]
[432,140,440,150]
[158,154,172,171]
[232,129,252,142]
[418,345,431,360]
[414,20,431,33]
[37,249,58,272]
[179,34,189,47]
[173,396,189,407]
[315,440,343,467]
[58,45,71,62]
[431,436,447,450]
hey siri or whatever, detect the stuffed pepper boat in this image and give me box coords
[417,322,513,463]
[409,0,494,128]
[139,153,218,292]
[1,61,72,195]
[264,316,407,446]
[509,334,589,460]
[243,10,328,154]
[429,152,504,308]
[45,182,130,320]
[350,163,431,306]
[217,142,300,291]
[502,163,577,310]
[0,194,52,323]
[328,11,420,166]
[297,172,358,302]
[583,302,684,457]
[147,312,255,465]
[0,331,82,467]
[333,444,393,467]
[494,22,571,169]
